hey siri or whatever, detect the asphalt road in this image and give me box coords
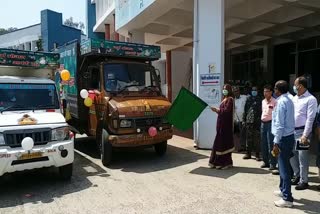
[0,135,319,214]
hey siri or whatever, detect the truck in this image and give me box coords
[0,48,74,179]
[58,39,173,166]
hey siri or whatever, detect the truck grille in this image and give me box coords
[4,128,51,148]
[134,117,162,128]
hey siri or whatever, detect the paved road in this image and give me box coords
[0,135,319,214]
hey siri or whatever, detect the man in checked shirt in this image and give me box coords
[290,76,318,191]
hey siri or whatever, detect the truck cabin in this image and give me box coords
[79,39,162,97]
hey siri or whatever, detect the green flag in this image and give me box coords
[165,87,208,131]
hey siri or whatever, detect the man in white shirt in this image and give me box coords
[290,76,318,190]
[233,86,247,152]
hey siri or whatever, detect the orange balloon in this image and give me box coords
[60,70,70,81]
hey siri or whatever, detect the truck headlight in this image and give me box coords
[51,127,70,141]
[120,120,132,128]
[0,133,5,146]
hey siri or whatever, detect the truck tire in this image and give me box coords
[100,129,112,167]
[59,163,73,180]
[154,141,167,156]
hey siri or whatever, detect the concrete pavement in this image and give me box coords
[0,135,319,214]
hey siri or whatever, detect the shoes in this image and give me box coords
[295,182,308,190]
[291,176,300,185]
[243,153,251,159]
[273,190,283,197]
[255,153,262,161]
[274,199,293,208]
[269,166,277,171]
[261,163,270,168]
[221,165,233,170]
[208,163,215,169]
[271,170,279,175]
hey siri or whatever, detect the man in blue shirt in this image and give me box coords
[271,80,295,208]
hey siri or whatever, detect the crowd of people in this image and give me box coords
[208,76,320,208]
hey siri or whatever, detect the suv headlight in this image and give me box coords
[120,120,132,128]
[0,133,5,146]
[51,127,70,141]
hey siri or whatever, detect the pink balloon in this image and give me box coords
[89,93,95,100]
[88,90,96,100]
[148,126,157,137]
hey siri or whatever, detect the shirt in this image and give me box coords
[234,95,247,122]
[272,93,295,144]
[292,90,318,137]
[261,97,276,122]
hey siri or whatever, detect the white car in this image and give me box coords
[0,76,74,179]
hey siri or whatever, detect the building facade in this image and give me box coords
[0,9,83,52]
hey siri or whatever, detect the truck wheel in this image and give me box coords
[100,129,112,167]
[154,141,167,156]
[59,163,73,180]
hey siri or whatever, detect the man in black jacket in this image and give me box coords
[243,86,262,160]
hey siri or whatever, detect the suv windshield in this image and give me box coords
[0,83,59,111]
[104,63,159,93]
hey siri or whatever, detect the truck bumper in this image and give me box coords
[0,140,74,176]
[109,129,173,147]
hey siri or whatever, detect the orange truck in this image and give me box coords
[57,39,173,166]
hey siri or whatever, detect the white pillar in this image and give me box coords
[193,0,224,149]
[31,41,37,51]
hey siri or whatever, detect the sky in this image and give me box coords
[0,0,86,30]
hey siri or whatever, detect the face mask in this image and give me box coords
[222,89,228,96]
[293,86,298,94]
[251,91,258,96]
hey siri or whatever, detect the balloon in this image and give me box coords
[21,137,34,151]
[84,97,93,107]
[80,89,89,99]
[89,93,95,100]
[60,70,70,81]
[148,126,157,137]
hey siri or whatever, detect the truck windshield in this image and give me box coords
[104,63,159,93]
[0,83,59,111]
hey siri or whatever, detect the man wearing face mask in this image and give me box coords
[243,86,262,160]
[233,86,248,152]
[290,76,318,190]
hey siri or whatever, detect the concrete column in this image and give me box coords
[105,24,111,40]
[31,41,37,51]
[193,0,224,149]
[166,51,172,102]
[113,14,119,41]
[263,43,274,82]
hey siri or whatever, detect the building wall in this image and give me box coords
[0,24,41,50]
[87,0,105,39]
[41,10,82,51]
[171,49,193,100]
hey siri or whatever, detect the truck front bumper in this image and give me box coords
[0,140,74,176]
[109,128,173,147]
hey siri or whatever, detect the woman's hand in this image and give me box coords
[211,107,219,113]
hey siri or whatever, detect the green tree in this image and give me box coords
[0,27,18,35]
[64,17,85,33]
